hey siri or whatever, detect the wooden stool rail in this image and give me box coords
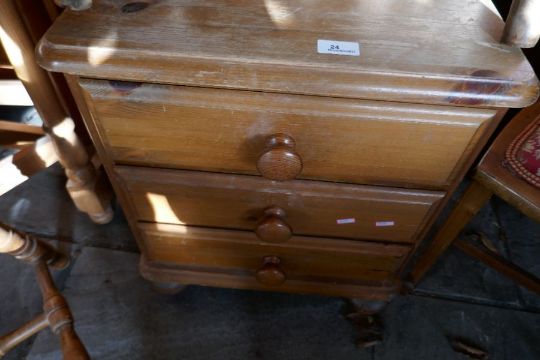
[0,224,89,359]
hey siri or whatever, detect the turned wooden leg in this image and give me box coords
[409,180,493,285]
[151,281,187,295]
[501,0,540,48]
[0,0,112,224]
[0,224,90,359]
[345,299,388,348]
[0,224,69,269]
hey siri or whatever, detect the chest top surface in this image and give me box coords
[38,0,538,107]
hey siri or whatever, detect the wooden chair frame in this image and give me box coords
[410,100,540,295]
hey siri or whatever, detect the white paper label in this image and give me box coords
[376,221,395,227]
[317,39,360,56]
[337,218,356,224]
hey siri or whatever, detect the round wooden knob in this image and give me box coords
[255,256,286,286]
[257,134,302,181]
[255,207,292,243]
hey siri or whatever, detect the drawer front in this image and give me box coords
[117,166,444,244]
[140,223,410,284]
[81,79,495,188]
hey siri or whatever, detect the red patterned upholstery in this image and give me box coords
[505,117,540,188]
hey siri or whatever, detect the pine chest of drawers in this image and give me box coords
[38,0,538,301]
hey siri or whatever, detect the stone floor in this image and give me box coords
[1,164,539,359]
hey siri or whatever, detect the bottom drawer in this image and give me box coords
[140,222,410,295]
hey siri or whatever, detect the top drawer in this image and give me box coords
[80,79,496,188]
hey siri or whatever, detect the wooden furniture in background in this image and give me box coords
[0,119,44,149]
[410,99,540,294]
[0,224,89,359]
[0,0,112,223]
[36,0,538,318]
[501,0,540,48]
[0,44,33,106]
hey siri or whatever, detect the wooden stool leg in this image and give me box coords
[409,180,493,284]
[0,225,90,359]
[0,0,113,224]
[36,261,90,360]
[0,224,69,269]
[501,0,540,48]
[0,314,48,357]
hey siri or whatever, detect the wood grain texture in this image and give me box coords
[140,256,400,300]
[255,256,287,286]
[396,107,507,277]
[410,101,540,287]
[36,0,539,107]
[0,314,48,357]
[82,79,495,189]
[116,166,444,243]
[409,180,492,283]
[501,0,540,48]
[255,206,292,243]
[256,133,302,181]
[139,222,409,284]
[0,120,43,148]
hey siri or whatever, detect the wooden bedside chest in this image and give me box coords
[37,0,538,303]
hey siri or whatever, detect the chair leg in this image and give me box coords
[409,180,493,284]
[454,238,540,295]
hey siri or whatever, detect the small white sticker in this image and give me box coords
[337,218,356,224]
[317,39,360,56]
[376,221,395,227]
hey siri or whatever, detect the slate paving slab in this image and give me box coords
[414,198,524,309]
[27,247,367,360]
[0,164,137,252]
[26,247,540,360]
[492,198,540,310]
[376,295,540,360]
[0,255,42,360]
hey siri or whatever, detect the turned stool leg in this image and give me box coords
[501,0,540,48]
[409,180,493,284]
[0,0,112,224]
[0,224,90,359]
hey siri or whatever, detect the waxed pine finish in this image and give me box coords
[38,0,538,301]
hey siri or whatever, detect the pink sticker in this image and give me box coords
[376,221,395,227]
[336,218,356,224]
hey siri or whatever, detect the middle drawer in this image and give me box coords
[116,166,443,244]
